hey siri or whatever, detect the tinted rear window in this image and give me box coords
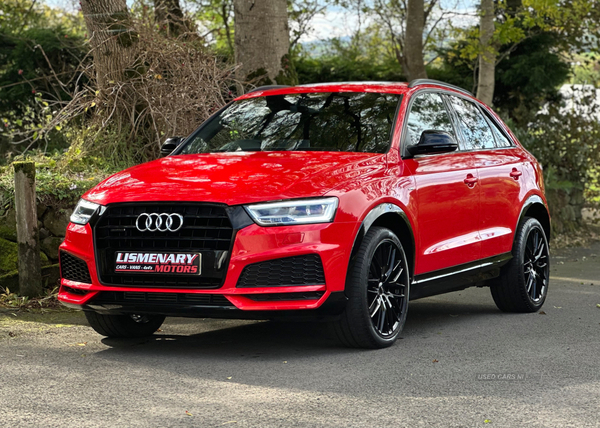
[180,92,400,154]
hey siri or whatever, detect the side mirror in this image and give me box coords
[160,137,183,157]
[407,130,458,156]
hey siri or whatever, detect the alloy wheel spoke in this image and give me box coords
[384,248,396,280]
[525,271,533,293]
[378,307,386,332]
[369,297,382,318]
[390,263,404,283]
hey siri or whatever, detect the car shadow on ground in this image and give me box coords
[97,293,504,358]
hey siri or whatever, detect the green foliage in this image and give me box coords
[587,168,600,205]
[571,53,600,87]
[295,34,404,84]
[0,27,86,114]
[0,1,86,157]
[522,90,600,188]
[0,141,120,212]
[431,32,569,125]
[494,33,570,125]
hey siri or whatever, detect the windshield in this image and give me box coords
[179,92,400,154]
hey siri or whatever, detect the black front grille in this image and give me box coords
[94,203,234,288]
[237,254,326,287]
[91,291,235,307]
[60,251,92,284]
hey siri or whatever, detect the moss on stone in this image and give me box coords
[12,161,36,182]
[0,209,17,241]
[0,238,18,274]
[1,237,50,275]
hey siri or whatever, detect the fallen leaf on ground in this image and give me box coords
[432,359,439,363]
[185,410,193,416]
[539,311,546,315]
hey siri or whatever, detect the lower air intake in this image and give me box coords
[236,254,325,287]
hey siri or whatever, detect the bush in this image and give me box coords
[0,148,118,213]
[520,87,600,231]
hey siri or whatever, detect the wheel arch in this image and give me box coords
[350,203,416,279]
[517,195,551,243]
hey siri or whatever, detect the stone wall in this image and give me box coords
[0,204,70,292]
[545,186,585,234]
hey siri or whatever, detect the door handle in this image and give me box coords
[510,168,522,180]
[464,174,478,187]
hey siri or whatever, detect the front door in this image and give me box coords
[402,92,481,276]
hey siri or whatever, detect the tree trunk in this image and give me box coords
[404,0,427,81]
[80,0,139,90]
[234,0,296,88]
[476,0,495,106]
[154,0,188,37]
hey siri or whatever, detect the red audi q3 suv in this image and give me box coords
[59,80,550,348]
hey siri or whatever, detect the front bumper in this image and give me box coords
[58,219,358,316]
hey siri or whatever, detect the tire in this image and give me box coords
[84,312,166,338]
[491,217,549,313]
[332,227,410,348]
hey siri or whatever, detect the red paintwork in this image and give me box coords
[82,152,387,206]
[58,81,549,312]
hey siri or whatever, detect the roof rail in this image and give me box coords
[246,85,291,94]
[408,79,473,96]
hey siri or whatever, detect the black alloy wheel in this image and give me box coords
[523,226,549,303]
[491,217,549,312]
[367,239,408,338]
[333,227,410,348]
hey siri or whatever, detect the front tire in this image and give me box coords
[491,217,549,312]
[85,312,166,338]
[333,227,410,348]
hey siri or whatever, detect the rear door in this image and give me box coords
[444,95,524,259]
[402,92,481,275]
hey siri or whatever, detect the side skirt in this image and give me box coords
[410,253,512,300]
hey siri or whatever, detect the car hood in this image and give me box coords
[83,151,386,206]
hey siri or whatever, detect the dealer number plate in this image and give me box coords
[114,252,201,275]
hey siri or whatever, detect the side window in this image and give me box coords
[446,96,496,150]
[405,92,455,148]
[483,111,513,147]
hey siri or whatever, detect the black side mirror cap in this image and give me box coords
[160,137,183,157]
[407,130,458,156]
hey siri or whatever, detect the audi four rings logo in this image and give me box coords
[136,213,184,232]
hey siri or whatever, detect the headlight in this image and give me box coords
[70,199,102,225]
[245,197,338,226]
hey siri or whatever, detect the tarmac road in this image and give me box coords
[1,243,599,428]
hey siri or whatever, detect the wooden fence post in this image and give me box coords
[13,161,42,297]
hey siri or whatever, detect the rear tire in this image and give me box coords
[491,217,549,312]
[84,312,165,338]
[332,227,410,348]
